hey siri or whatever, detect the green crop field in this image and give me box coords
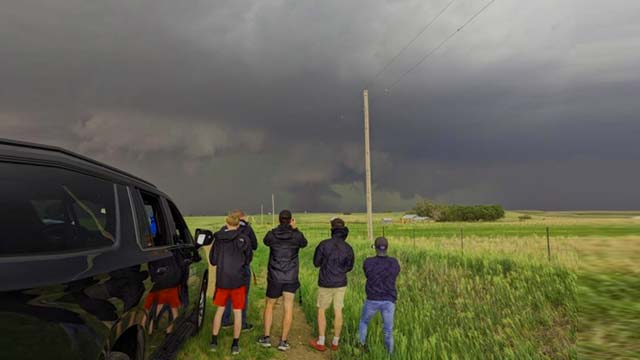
[178,211,639,359]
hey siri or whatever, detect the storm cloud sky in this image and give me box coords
[2,0,639,214]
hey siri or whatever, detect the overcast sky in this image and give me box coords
[2,0,639,214]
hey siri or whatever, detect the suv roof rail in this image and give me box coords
[0,138,157,188]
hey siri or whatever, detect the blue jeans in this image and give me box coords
[358,300,395,354]
[222,267,251,326]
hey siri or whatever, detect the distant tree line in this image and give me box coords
[413,200,505,222]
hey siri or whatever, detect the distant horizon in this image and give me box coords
[183,209,640,217]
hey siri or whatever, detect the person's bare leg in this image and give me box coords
[212,306,225,336]
[233,309,242,339]
[142,313,150,334]
[149,306,162,335]
[334,307,343,338]
[317,308,326,338]
[263,298,276,337]
[281,292,294,341]
[167,307,179,334]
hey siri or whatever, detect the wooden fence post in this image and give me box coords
[413,227,416,248]
[546,226,551,261]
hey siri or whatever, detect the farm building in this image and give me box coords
[401,214,432,224]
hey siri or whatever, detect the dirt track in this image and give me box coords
[267,297,331,360]
[208,260,331,359]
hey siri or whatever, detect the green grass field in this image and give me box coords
[178,211,639,359]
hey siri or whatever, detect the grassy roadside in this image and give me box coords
[297,238,577,359]
[576,236,640,359]
[178,211,637,359]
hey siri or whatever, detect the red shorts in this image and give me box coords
[144,287,181,310]
[213,286,246,310]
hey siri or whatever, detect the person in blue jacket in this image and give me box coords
[358,237,401,354]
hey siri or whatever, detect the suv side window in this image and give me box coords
[135,190,169,248]
[0,162,117,256]
[167,200,192,245]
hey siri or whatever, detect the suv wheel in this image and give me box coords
[194,277,207,332]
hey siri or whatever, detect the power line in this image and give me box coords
[386,0,498,91]
[368,0,457,87]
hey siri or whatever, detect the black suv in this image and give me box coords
[0,139,209,360]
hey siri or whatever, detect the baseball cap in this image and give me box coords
[374,236,388,254]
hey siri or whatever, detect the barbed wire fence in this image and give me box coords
[249,222,579,266]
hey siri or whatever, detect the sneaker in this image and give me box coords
[231,344,240,355]
[277,340,290,351]
[331,343,339,351]
[308,339,327,352]
[241,323,254,332]
[221,322,233,329]
[257,336,271,348]
[210,341,217,352]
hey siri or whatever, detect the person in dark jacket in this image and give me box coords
[257,210,308,352]
[358,237,400,354]
[309,218,354,352]
[209,214,253,355]
[221,209,258,331]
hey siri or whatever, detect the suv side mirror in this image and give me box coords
[194,228,214,248]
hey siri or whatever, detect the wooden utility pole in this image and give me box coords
[271,194,275,226]
[363,89,374,243]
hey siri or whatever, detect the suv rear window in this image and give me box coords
[136,190,169,248]
[0,162,117,256]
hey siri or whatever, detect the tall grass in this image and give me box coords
[297,242,577,359]
[183,213,640,359]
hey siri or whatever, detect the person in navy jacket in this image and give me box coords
[358,237,400,354]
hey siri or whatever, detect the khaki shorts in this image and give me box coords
[317,286,347,310]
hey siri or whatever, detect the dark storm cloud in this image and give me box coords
[1,0,639,213]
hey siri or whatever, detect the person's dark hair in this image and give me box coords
[330,217,345,229]
[279,210,292,225]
